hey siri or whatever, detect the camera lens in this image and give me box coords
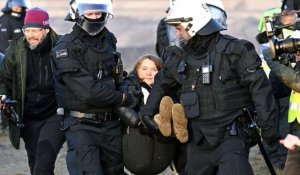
[276,38,300,55]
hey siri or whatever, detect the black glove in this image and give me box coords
[261,126,281,145]
[139,115,160,135]
[114,107,140,127]
[121,92,138,108]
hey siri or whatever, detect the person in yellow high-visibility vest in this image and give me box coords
[263,28,300,175]
[257,3,293,171]
[263,1,300,174]
[278,90,300,175]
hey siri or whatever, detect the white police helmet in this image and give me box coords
[206,0,227,28]
[165,0,226,37]
[76,0,113,36]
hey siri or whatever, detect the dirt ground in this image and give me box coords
[0,0,285,174]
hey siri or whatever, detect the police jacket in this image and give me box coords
[51,25,124,113]
[270,63,300,93]
[0,29,60,120]
[0,11,25,53]
[142,32,278,147]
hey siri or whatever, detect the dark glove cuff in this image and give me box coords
[139,106,154,117]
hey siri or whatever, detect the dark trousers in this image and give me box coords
[187,136,253,175]
[21,114,66,175]
[173,141,187,175]
[284,122,300,175]
[63,116,123,175]
[263,96,289,170]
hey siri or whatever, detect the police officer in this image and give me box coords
[0,0,31,53]
[51,0,137,174]
[0,7,65,175]
[154,1,229,174]
[0,0,31,133]
[141,0,280,174]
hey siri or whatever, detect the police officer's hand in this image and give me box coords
[261,126,281,145]
[121,92,138,108]
[139,114,160,135]
[114,107,140,127]
[262,47,280,69]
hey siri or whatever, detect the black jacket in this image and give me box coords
[0,11,25,53]
[52,25,123,113]
[0,29,60,119]
[23,34,57,119]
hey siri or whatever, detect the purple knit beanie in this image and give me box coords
[23,7,50,29]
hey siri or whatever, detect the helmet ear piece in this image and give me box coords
[65,0,79,22]
[70,3,79,20]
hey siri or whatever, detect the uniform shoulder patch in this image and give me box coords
[55,49,69,58]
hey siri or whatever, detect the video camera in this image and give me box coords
[264,11,300,61]
[0,97,24,128]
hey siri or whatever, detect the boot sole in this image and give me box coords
[172,103,189,143]
[159,96,173,136]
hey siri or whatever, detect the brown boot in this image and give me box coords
[172,103,189,143]
[154,96,174,136]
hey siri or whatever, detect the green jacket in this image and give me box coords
[0,29,60,118]
[272,63,300,93]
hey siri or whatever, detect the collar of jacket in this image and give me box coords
[184,32,219,56]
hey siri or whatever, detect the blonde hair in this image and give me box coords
[133,54,162,76]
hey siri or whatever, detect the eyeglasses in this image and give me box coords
[22,28,44,35]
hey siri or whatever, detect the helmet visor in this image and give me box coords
[77,16,106,36]
[9,0,31,8]
[78,3,112,16]
[208,6,227,28]
[165,17,193,25]
[166,24,184,47]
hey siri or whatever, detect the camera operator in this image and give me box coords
[263,48,300,93]
[263,39,300,175]
[263,13,300,174]
[256,1,297,171]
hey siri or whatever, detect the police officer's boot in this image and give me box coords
[154,96,173,136]
[172,103,189,143]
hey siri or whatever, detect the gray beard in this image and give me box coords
[29,44,38,50]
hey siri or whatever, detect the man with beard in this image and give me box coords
[0,7,65,175]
